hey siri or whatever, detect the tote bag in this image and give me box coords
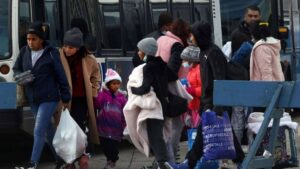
[202,111,236,160]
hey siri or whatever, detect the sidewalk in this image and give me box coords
[38,115,300,169]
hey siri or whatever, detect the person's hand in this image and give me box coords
[62,102,70,111]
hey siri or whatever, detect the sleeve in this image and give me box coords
[131,64,154,95]
[167,42,184,78]
[208,48,227,80]
[90,57,101,97]
[254,46,273,81]
[51,49,71,103]
[194,66,202,97]
[94,92,104,109]
[13,47,26,76]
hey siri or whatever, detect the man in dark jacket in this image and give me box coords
[231,5,261,55]
[132,12,173,67]
[13,21,70,169]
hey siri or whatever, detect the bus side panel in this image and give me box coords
[0,82,17,109]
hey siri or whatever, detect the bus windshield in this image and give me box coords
[0,0,10,60]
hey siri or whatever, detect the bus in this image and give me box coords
[0,0,299,132]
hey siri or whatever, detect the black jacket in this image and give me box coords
[231,21,252,55]
[13,44,71,104]
[199,43,227,112]
[131,55,169,114]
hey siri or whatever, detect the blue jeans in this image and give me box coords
[30,102,58,164]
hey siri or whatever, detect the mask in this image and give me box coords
[143,55,148,62]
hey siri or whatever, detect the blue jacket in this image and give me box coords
[13,43,71,104]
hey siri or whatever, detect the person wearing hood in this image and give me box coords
[13,21,71,169]
[249,21,284,81]
[94,69,127,169]
[58,27,101,169]
[231,5,261,55]
[178,21,245,169]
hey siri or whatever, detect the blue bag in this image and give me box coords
[202,111,236,160]
[187,129,219,169]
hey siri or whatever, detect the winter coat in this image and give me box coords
[94,88,127,141]
[231,21,252,55]
[131,55,169,115]
[13,44,71,104]
[57,49,101,144]
[250,37,285,81]
[123,64,171,157]
[156,31,185,81]
[187,64,202,111]
[199,43,227,112]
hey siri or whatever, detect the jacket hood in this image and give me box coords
[254,37,281,54]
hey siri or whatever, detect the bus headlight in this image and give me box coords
[0,64,10,75]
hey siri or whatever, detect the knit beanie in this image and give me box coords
[104,68,122,85]
[191,21,212,47]
[63,27,83,48]
[137,38,157,56]
[27,21,46,40]
[180,45,201,62]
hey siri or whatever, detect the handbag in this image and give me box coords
[52,109,87,163]
[202,111,236,160]
[166,92,188,117]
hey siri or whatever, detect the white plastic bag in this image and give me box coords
[52,109,87,163]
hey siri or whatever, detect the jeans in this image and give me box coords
[166,117,184,163]
[30,101,58,163]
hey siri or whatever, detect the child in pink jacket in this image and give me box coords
[94,69,127,169]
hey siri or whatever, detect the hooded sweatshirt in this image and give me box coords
[250,37,284,81]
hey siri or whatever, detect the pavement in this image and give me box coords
[33,115,300,169]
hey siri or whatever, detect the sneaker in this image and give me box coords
[78,155,89,169]
[14,161,37,169]
[158,161,179,169]
[104,161,116,169]
[55,160,66,169]
[178,159,189,169]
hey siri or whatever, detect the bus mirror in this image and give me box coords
[42,22,50,40]
[278,26,289,39]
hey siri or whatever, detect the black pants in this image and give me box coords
[186,121,245,168]
[147,119,169,163]
[100,136,120,162]
[70,97,91,153]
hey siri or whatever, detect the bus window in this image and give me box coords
[172,0,191,22]
[123,0,143,51]
[0,0,10,60]
[19,0,31,49]
[99,0,121,49]
[150,0,168,30]
[193,0,210,23]
[44,0,61,47]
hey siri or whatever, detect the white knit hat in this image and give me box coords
[104,68,122,85]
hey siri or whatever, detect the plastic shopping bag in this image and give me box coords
[202,111,236,160]
[52,109,87,163]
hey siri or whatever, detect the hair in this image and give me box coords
[245,5,261,14]
[170,18,190,47]
[250,20,271,41]
[158,12,173,29]
[77,46,90,58]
